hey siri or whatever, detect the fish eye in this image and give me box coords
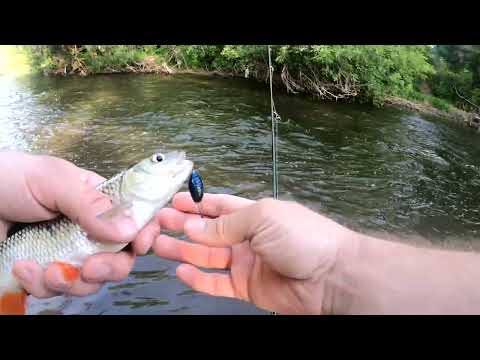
[151,153,165,163]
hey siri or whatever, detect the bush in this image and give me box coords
[428,96,452,112]
[25,45,479,111]
[275,45,435,105]
[428,46,480,112]
[22,45,166,76]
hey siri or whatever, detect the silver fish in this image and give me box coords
[0,150,193,314]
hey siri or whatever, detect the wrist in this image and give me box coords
[322,227,365,314]
[326,230,462,314]
[325,230,412,315]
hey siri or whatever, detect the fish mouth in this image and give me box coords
[173,159,194,180]
[166,151,193,179]
[175,151,188,165]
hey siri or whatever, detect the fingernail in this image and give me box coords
[184,218,207,234]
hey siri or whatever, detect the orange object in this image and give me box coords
[53,261,80,282]
[0,290,27,315]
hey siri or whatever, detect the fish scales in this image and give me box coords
[0,151,194,315]
[0,172,125,274]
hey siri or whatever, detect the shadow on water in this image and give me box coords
[3,73,480,314]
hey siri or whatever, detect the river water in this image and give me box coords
[1,73,480,314]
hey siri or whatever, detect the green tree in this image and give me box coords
[23,45,480,112]
[429,45,480,112]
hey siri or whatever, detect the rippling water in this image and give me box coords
[1,72,480,314]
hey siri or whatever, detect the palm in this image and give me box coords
[229,242,256,301]
[229,242,325,314]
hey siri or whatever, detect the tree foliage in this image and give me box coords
[275,45,435,105]
[429,45,480,112]
[20,45,480,111]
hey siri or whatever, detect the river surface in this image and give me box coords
[1,73,480,314]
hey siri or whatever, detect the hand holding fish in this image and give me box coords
[0,150,193,314]
[0,151,139,299]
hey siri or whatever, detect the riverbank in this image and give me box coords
[178,70,480,128]
[177,69,480,131]
[384,96,480,130]
[9,45,480,131]
[30,66,480,131]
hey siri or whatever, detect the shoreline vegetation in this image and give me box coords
[384,97,480,129]
[8,45,480,130]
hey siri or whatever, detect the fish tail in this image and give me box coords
[0,282,27,315]
[0,261,81,315]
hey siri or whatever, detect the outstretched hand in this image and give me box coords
[150,192,357,314]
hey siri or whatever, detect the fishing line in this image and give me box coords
[268,45,280,200]
[268,45,281,316]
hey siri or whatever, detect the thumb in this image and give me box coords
[183,200,268,247]
[27,155,139,245]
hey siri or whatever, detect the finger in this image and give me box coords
[182,200,267,247]
[156,208,201,233]
[176,263,237,298]
[81,170,106,188]
[58,178,139,244]
[13,260,59,298]
[14,260,103,298]
[132,215,161,255]
[80,169,107,188]
[81,251,136,283]
[172,192,254,217]
[26,157,139,244]
[41,262,102,296]
[66,283,103,297]
[153,234,232,269]
[49,277,102,297]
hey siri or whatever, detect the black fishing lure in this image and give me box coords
[189,169,204,204]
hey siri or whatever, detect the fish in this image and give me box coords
[0,150,194,315]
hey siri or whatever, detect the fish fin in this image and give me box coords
[0,288,27,315]
[52,262,80,282]
[96,200,133,222]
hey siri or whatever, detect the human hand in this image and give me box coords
[0,151,151,298]
[151,192,359,314]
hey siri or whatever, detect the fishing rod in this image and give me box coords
[268,45,280,200]
[268,45,281,316]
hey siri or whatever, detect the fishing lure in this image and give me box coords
[188,169,205,217]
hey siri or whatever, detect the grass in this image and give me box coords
[0,45,31,76]
[427,96,452,112]
[407,90,453,113]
